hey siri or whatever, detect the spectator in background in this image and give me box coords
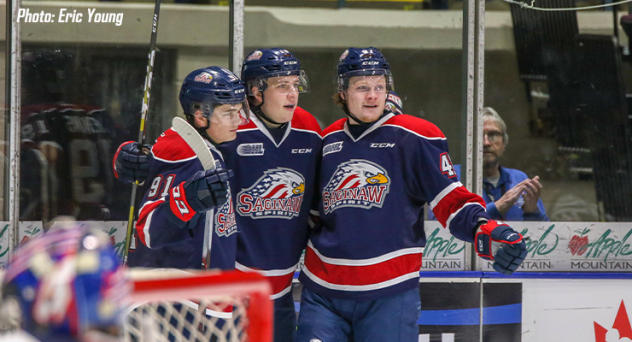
[478,107,548,221]
[429,107,549,221]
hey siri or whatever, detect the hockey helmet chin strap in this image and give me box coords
[251,90,287,127]
[340,94,385,125]
[185,113,214,143]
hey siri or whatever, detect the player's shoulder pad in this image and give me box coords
[321,118,347,138]
[151,128,197,163]
[291,106,322,134]
[383,114,446,140]
[237,119,257,131]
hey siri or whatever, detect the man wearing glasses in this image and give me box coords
[430,107,548,221]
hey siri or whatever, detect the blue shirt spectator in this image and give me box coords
[430,107,549,221]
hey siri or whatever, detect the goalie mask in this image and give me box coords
[179,66,250,129]
[0,222,130,341]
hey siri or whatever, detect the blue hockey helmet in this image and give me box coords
[241,48,310,95]
[179,66,249,123]
[337,47,394,92]
[0,222,130,341]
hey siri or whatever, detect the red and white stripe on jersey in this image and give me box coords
[382,114,446,140]
[321,118,346,138]
[238,106,322,135]
[430,181,486,229]
[291,107,322,134]
[302,241,423,292]
[235,262,297,300]
[151,128,198,163]
[135,198,166,249]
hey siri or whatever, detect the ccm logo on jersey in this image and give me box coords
[237,143,265,156]
[292,148,312,154]
[370,143,395,148]
[323,142,343,156]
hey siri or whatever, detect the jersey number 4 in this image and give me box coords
[440,153,456,178]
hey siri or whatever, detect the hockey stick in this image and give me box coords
[123,0,162,265]
[172,117,217,266]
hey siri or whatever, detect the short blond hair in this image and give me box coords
[482,107,508,146]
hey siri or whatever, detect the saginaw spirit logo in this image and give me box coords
[215,193,237,237]
[194,72,213,84]
[237,168,305,220]
[595,301,632,342]
[322,159,390,214]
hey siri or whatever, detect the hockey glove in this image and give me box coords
[113,141,151,184]
[169,168,234,222]
[475,220,527,275]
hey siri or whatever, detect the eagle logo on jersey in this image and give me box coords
[237,168,305,220]
[215,191,237,237]
[322,159,390,214]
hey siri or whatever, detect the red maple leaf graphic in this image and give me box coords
[595,301,632,342]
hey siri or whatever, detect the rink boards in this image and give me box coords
[2,221,632,341]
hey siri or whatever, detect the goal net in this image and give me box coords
[125,269,273,342]
[0,269,273,342]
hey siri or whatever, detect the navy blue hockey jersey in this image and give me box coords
[218,107,321,299]
[299,113,489,300]
[127,128,237,270]
[20,103,119,221]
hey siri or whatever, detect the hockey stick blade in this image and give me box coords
[172,116,217,266]
[172,117,216,171]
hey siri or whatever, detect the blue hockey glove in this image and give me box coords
[169,168,234,222]
[114,141,151,184]
[475,220,527,275]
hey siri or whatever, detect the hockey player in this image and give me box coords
[20,50,123,223]
[124,66,248,270]
[296,48,528,342]
[113,50,401,342]
[216,48,322,342]
[114,49,321,342]
[0,223,129,342]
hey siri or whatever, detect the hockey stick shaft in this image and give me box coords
[172,117,217,267]
[124,0,162,265]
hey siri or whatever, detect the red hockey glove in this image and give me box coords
[475,220,527,275]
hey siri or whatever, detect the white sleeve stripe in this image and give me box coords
[138,198,166,249]
[235,262,298,276]
[138,198,165,213]
[142,209,156,248]
[310,209,320,216]
[381,124,448,141]
[151,154,197,164]
[307,240,423,266]
[322,129,344,139]
[445,202,486,230]
[291,127,323,139]
[269,285,293,300]
[429,182,463,209]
